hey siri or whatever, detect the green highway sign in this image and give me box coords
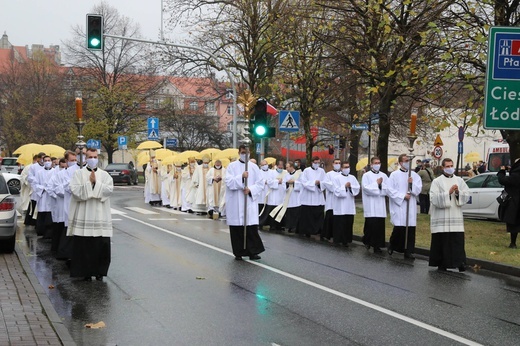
[484,27,520,130]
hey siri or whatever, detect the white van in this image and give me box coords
[0,157,21,174]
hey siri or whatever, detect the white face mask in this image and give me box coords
[215,165,222,170]
[86,158,98,169]
[444,167,455,175]
[312,163,320,169]
[261,164,268,171]
[44,161,52,169]
[333,164,341,171]
[203,163,209,168]
[402,162,410,170]
[372,164,381,172]
[342,168,350,175]
[67,161,76,167]
[240,153,247,162]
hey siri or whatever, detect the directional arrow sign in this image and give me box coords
[147,117,159,129]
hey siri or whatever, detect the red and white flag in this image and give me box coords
[266,102,278,116]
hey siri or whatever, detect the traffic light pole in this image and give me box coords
[103,34,238,148]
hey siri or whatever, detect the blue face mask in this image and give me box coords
[276,168,283,173]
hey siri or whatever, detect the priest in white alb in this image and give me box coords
[189,155,211,214]
[225,145,265,260]
[206,159,226,218]
[387,154,422,259]
[67,148,113,281]
[428,158,470,272]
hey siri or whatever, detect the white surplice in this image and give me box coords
[332,173,360,215]
[298,166,326,206]
[361,170,389,218]
[429,174,470,233]
[387,169,422,227]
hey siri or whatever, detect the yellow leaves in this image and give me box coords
[85,321,106,329]
[384,70,396,78]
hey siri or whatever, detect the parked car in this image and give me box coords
[462,172,504,220]
[0,173,20,253]
[104,163,138,185]
[0,157,22,174]
[2,173,22,215]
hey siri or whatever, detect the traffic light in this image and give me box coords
[251,98,276,138]
[339,136,346,149]
[328,144,334,155]
[86,14,103,50]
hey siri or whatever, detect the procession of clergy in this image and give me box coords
[144,150,470,272]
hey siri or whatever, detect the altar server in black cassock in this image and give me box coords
[297,156,326,237]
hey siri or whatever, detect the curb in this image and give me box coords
[15,243,77,346]
[351,235,520,277]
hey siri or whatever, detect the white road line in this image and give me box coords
[149,218,178,221]
[111,208,127,215]
[118,211,482,346]
[125,207,159,215]
[112,218,122,221]
[219,228,230,234]
[184,218,213,221]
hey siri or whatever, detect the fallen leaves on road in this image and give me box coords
[48,284,55,289]
[472,264,481,273]
[85,321,106,329]
[196,277,205,280]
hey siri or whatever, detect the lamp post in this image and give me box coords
[75,91,86,166]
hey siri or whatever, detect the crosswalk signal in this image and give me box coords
[86,14,103,50]
[251,98,276,138]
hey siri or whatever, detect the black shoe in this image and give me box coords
[404,253,415,260]
[84,276,92,281]
[508,243,517,249]
[95,275,103,281]
[364,243,371,250]
[438,266,447,271]
[373,247,382,254]
[458,265,466,272]
[249,255,261,260]
[387,245,393,255]
[234,256,242,261]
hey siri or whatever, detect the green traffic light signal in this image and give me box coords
[86,14,103,50]
[255,124,267,136]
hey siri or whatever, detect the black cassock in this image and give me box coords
[229,226,265,257]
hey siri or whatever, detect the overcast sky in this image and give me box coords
[1,0,172,48]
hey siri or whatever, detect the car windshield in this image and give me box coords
[485,175,503,188]
[0,175,9,194]
[105,164,128,170]
[1,158,18,166]
[466,174,488,188]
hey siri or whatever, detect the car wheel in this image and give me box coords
[0,234,16,253]
[7,178,21,191]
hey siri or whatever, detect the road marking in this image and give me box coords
[219,228,230,234]
[112,218,122,221]
[111,208,127,215]
[184,218,213,221]
[125,207,159,215]
[149,218,178,221]
[117,211,482,346]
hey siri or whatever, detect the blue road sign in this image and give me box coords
[165,138,178,148]
[147,117,159,129]
[256,143,261,154]
[148,129,159,140]
[458,141,464,154]
[352,124,369,131]
[118,136,128,149]
[86,139,101,150]
[279,110,300,132]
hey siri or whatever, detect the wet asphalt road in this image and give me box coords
[17,185,520,346]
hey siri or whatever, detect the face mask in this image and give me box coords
[333,164,341,171]
[176,167,182,171]
[44,161,52,169]
[294,163,299,168]
[67,161,76,167]
[402,162,410,170]
[312,163,319,169]
[342,168,350,175]
[190,163,195,167]
[86,158,98,169]
[276,168,283,173]
[372,164,381,172]
[203,163,209,168]
[261,164,268,171]
[240,153,247,162]
[444,167,455,175]
[215,165,222,170]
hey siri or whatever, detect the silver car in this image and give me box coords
[462,172,504,220]
[0,173,19,253]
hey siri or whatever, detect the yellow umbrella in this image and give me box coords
[137,151,150,166]
[16,153,34,166]
[42,144,66,158]
[388,157,398,168]
[211,158,230,168]
[197,148,221,160]
[179,150,199,159]
[265,157,277,165]
[155,148,174,160]
[13,143,43,155]
[464,152,482,163]
[161,155,179,165]
[220,148,238,157]
[356,158,369,171]
[136,140,162,150]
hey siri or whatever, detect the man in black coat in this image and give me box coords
[497,158,520,248]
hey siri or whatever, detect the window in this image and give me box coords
[226,89,234,99]
[190,101,198,110]
[205,101,216,113]
[227,122,233,132]
[466,175,488,188]
[227,105,234,115]
[154,99,161,109]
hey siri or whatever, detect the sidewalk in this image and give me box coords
[0,243,75,346]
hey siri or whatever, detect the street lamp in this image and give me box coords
[75,91,86,167]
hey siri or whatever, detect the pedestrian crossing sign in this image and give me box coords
[279,110,300,132]
[148,128,159,140]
